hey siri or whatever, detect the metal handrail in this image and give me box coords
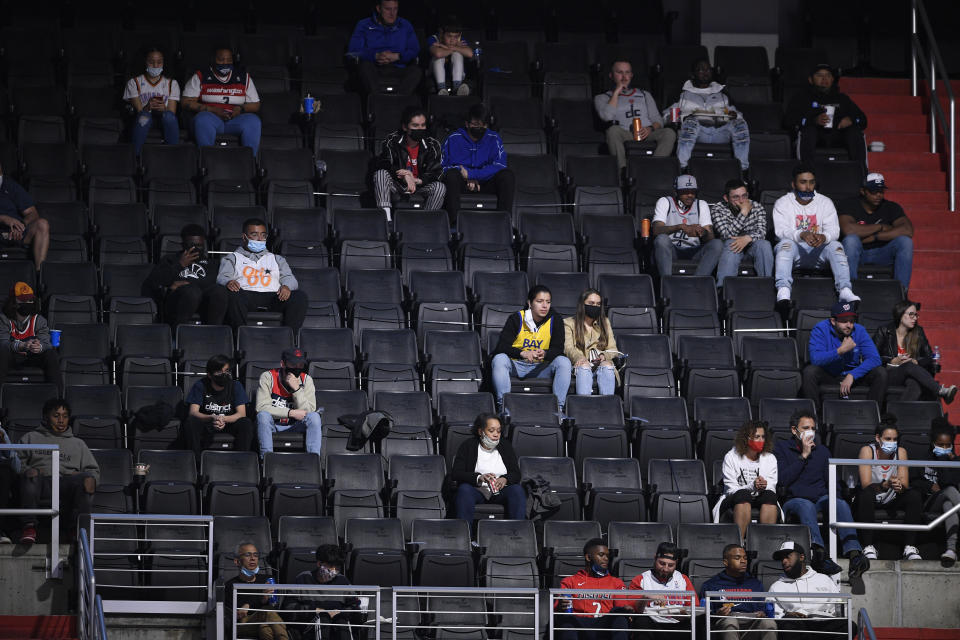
[827,458,960,560]
[0,443,62,577]
[77,529,107,640]
[859,607,878,640]
[548,589,696,640]
[704,591,854,640]
[395,586,539,640]
[911,0,956,211]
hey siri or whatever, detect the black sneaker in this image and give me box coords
[847,551,870,579]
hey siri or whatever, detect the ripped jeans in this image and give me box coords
[676,117,750,170]
[575,363,616,396]
[774,239,851,292]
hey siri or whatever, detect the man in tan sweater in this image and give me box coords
[255,349,321,458]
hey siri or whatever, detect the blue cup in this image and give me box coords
[50,329,61,347]
[303,95,314,114]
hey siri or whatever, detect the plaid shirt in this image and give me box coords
[709,200,768,242]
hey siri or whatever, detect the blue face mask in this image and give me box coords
[240,565,260,577]
[933,446,953,457]
[215,63,233,75]
[590,562,608,577]
[246,238,267,253]
[795,190,815,202]
[880,440,898,455]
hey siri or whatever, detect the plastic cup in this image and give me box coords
[49,329,61,347]
[303,95,314,114]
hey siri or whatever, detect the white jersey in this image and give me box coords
[123,75,181,106]
[868,443,899,505]
[231,251,281,293]
[653,196,712,249]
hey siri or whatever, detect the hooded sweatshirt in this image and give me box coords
[665,80,740,122]
[1,312,53,353]
[784,84,867,131]
[216,246,299,291]
[557,568,628,616]
[772,191,840,244]
[698,570,767,614]
[769,566,841,618]
[18,424,100,483]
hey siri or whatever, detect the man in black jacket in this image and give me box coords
[372,105,446,221]
[784,64,868,172]
[144,224,227,327]
[283,544,360,640]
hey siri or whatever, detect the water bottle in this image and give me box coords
[933,345,942,368]
[765,602,775,618]
[303,92,314,116]
[562,594,574,614]
[266,577,279,606]
[473,42,482,66]
[315,159,327,180]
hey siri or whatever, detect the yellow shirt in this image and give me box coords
[510,310,553,356]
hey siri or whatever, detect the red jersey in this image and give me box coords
[406,143,420,179]
[557,569,627,617]
[9,315,38,340]
[267,369,306,425]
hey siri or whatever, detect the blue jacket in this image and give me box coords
[774,436,832,502]
[347,12,419,66]
[699,571,767,614]
[441,128,508,182]
[807,319,881,380]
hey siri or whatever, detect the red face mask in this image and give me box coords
[747,439,765,453]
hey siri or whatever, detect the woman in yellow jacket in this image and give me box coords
[563,289,619,396]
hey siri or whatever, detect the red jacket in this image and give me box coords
[558,569,628,617]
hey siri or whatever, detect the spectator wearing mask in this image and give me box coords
[652,174,723,277]
[225,541,289,640]
[283,544,360,640]
[710,179,773,287]
[217,218,308,331]
[769,541,854,637]
[17,399,99,544]
[0,282,59,385]
[563,289,619,397]
[255,349,321,459]
[144,224,227,327]
[373,105,445,221]
[441,103,514,225]
[181,47,262,155]
[713,420,779,543]
[348,0,421,96]
[698,544,776,640]
[910,418,960,566]
[594,60,675,170]
[555,538,629,640]
[627,542,700,640]
[451,413,525,522]
[856,419,924,561]
[123,47,180,154]
[183,354,254,459]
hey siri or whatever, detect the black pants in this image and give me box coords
[0,462,17,533]
[164,282,229,327]
[357,60,422,95]
[557,614,628,640]
[225,289,308,330]
[0,348,60,385]
[19,472,95,529]
[856,486,924,546]
[886,362,939,401]
[797,124,867,172]
[442,168,516,225]
[182,416,255,459]
[775,617,855,640]
[801,365,887,407]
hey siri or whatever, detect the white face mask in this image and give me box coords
[146,66,163,77]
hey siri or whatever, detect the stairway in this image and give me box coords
[0,615,76,640]
[843,78,960,399]
[875,629,960,640]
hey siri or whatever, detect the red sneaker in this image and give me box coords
[20,526,37,544]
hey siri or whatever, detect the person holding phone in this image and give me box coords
[122,47,180,154]
[563,289,619,397]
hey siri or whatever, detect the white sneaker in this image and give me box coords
[941,549,957,567]
[437,87,449,96]
[863,545,878,560]
[839,287,861,302]
[903,545,921,560]
[455,83,471,96]
[0,531,12,544]
[777,286,791,302]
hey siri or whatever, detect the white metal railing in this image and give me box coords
[88,513,215,615]
[0,443,62,577]
[77,529,107,640]
[549,589,695,639]
[395,586,539,640]
[827,458,960,560]
[225,583,381,640]
[911,0,956,211]
[704,591,854,639]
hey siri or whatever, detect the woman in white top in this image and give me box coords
[123,47,180,154]
[856,420,924,560]
[714,420,779,541]
[451,413,525,523]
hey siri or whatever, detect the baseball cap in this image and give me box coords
[811,63,835,76]
[773,540,806,561]
[863,173,886,191]
[831,301,858,319]
[675,174,698,192]
[11,282,35,303]
[281,348,307,367]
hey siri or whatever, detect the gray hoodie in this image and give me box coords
[216,246,299,290]
[0,312,53,353]
[18,424,100,483]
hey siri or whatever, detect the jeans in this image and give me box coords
[256,410,322,457]
[192,111,262,155]
[716,238,774,286]
[431,52,465,88]
[676,118,750,170]
[886,361,939,400]
[842,234,913,291]
[782,494,862,554]
[653,234,723,277]
[929,486,960,551]
[455,482,526,522]
[131,109,179,154]
[774,239,851,292]
[491,353,572,411]
[575,364,616,396]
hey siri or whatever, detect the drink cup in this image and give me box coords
[303,95,315,114]
[670,107,681,123]
[49,329,61,347]
[631,118,643,141]
[823,104,836,128]
[134,463,150,477]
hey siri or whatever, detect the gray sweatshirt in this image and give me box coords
[216,247,299,290]
[594,88,664,130]
[18,424,100,483]
[0,312,53,353]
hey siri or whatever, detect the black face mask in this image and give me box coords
[212,372,232,386]
[584,305,602,320]
[468,127,486,139]
[17,303,36,316]
[406,129,425,142]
